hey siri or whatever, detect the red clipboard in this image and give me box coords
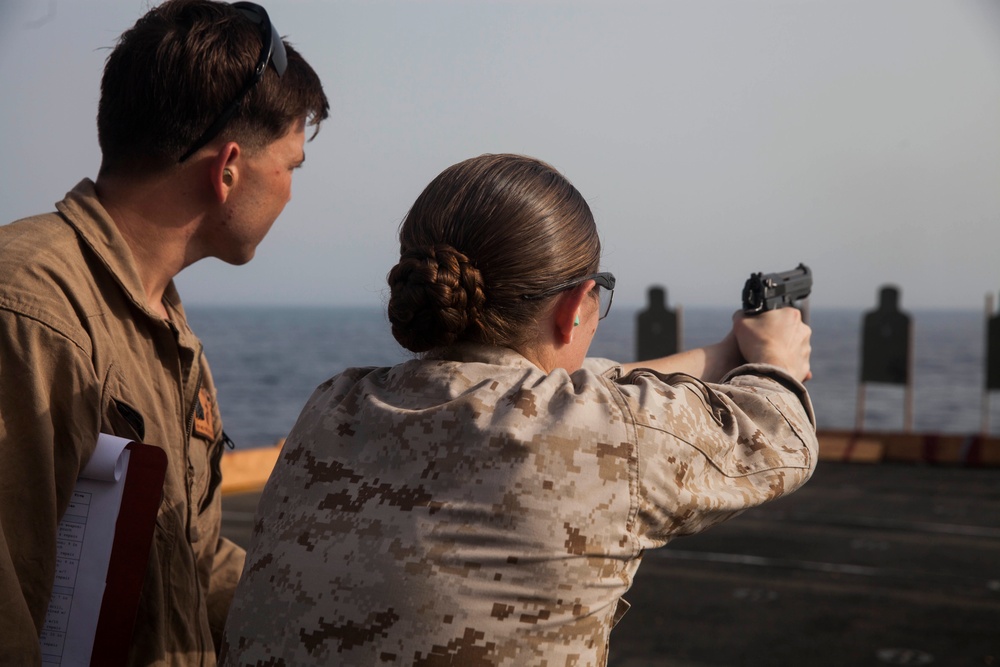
[89,442,167,667]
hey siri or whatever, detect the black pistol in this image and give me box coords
[742,263,812,316]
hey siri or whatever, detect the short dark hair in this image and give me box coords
[97,0,329,174]
[387,154,602,353]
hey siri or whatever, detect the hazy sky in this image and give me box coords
[2,0,998,310]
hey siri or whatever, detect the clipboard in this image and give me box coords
[40,436,167,667]
[90,441,166,666]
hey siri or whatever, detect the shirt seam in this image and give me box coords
[602,376,644,559]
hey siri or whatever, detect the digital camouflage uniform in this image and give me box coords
[221,343,817,666]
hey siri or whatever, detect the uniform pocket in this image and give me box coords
[101,363,145,442]
[199,430,233,513]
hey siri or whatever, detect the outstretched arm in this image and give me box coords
[621,308,811,383]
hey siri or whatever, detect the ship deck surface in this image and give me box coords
[221,461,1000,665]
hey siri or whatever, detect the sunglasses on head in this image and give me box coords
[178,2,287,163]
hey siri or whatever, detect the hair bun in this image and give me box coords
[387,244,486,352]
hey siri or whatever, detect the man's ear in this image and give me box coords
[210,142,241,203]
[553,281,594,345]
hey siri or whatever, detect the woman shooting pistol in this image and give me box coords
[221,153,817,666]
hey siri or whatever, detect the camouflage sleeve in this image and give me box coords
[609,363,817,546]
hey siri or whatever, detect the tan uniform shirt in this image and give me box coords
[0,181,245,666]
[221,343,817,666]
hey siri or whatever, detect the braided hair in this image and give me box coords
[387,154,601,353]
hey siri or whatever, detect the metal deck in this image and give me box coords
[221,461,1000,665]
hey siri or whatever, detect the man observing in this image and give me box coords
[0,1,329,663]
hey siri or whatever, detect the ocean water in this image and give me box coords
[185,305,999,449]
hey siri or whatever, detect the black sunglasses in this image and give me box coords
[522,272,617,320]
[178,2,288,163]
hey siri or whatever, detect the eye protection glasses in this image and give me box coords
[522,271,616,320]
[178,1,287,163]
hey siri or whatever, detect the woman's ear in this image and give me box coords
[553,280,595,344]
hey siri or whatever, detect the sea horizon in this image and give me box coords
[185,304,1000,449]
